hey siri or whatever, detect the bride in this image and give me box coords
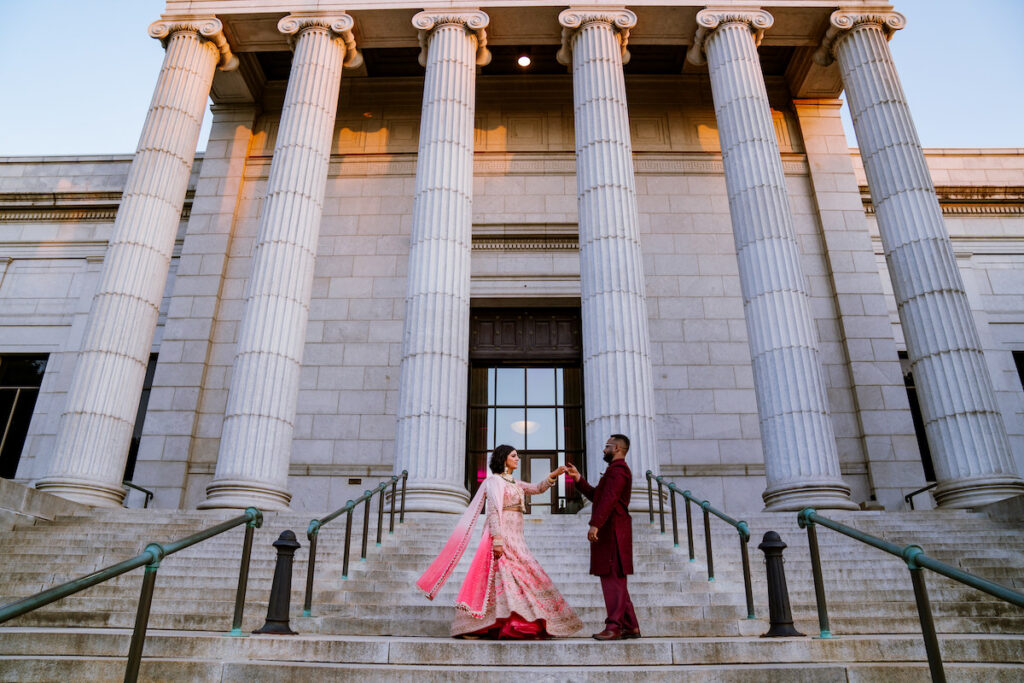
[417,444,583,639]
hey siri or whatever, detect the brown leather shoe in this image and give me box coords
[592,628,623,641]
[621,628,642,639]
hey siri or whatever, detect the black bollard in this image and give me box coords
[254,530,301,635]
[758,531,804,638]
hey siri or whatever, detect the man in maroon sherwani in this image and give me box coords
[566,434,639,640]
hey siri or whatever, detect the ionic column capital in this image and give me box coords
[413,10,491,67]
[686,8,773,66]
[278,13,363,68]
[814,9,906,66]
[149,16,238,71]
[556,8,637,66]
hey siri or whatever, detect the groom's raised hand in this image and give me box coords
[565,463,581,482]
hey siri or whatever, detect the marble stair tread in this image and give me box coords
[1,628,1022,664]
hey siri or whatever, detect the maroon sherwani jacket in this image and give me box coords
[576,459,633,576]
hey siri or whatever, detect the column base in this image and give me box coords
[198,479,291,511]
[762,479,859,512]
[34,476,126,508]
[400,482,471,514]
[932,474,1024,509]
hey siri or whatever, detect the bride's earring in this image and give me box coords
[504,467,512,475]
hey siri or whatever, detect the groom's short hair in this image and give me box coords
[610,433,630,453]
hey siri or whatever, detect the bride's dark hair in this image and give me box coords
[489,444,516,474]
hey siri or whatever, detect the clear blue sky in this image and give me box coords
[1,0,1022,156]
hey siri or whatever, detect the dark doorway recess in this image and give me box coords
[468,308,586,513]
[0,355,48,479]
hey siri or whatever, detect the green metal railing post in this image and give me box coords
[0,508,262,678]
[669,489,679,548]
[376,484,386,546]
[303,473,407,613]
[798,509,832,638]
[684,492,695,561]
[656,478,666,534]
[737,521,754,619]
[646,470,654,524]
[797,507,1024,675]
[701,502,714,581]
[360,490,372,560]
[389,476,398,534]
[342,504,354,578]
[302,519,321,617]
[902,545,945,682]
[124,543,164,683]
[400,470,408,523]
[229,508,262,635]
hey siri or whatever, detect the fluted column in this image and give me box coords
[35,19,236,506]
[817,10,1024,507]
[392,11,490,513]
[200,15,361,510]
[557,9,658,506]
[689,10,856,511]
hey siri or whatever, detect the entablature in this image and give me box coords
[155,1,889,103]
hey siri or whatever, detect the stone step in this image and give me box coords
[3,656,1022,683]
[1,628,1022,665]
[16,605,1021,638]
[0,580,990,605]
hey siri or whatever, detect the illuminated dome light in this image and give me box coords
[510,420,539,435]
[517,54,532,68]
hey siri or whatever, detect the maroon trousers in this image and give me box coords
[599,571,638,631]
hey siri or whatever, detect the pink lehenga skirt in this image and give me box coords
[451,510,582,638]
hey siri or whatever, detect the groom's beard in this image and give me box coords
[603,452,614,464]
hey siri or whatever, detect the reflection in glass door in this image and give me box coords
[467,366,585,513]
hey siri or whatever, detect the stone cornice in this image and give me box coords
[814,9,905,66]
[278,14,363,68]
[0,191,193,223]
[862,185,1024,217]
[686,8,774,66]
[473,235,578,251]
[556,8,636,66]
[149,17,238,71]
[413,10,491,67]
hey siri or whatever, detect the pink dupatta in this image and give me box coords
[416,474,504,618]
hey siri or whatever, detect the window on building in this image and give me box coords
[899,352,936,482]
[1013,351,1024,391]
[0,354,48,479]
[123,354,158,482]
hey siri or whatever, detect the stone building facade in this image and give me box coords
[2,1,1023,514]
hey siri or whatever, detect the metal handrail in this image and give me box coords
[904,482,938,510]
[647,471,755,620]
[303,470,408,617]
[0,507,262,682]
[122,480,154,508]
[798,507,1024,683]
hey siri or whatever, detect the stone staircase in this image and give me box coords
[0,502,1023,680]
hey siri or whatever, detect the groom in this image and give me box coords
[566,434,639,640]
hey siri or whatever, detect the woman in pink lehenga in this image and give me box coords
[417,444,583,639]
